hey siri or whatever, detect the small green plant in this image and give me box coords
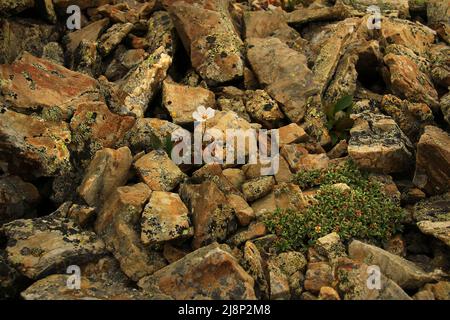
[324,95,355,146]
[151,135,175,158]
[265,161,406,252]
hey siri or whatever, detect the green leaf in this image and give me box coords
[334,95,354,113]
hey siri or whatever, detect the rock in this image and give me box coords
[0,18,59,64]
[222,168,246,191]
[417,221,450,248]
[274,156,293,184]
[95,183,166,281]
[109,47,172,117]
[413,290,435,300]
[427,0,450,43]
[383,45,439,111]
[163,243,189,264]
[429,44,450,88]
[271,251,307,276]
[244,89,284,128]
[162,80,216,125]
[226,194,255,226]
[343,0,410,17]
[384,234,407,257]
[0,176,40,225]
[167,0,244,84]
[21,274,152,300]
[1,208,106,279]
[268,262,291,300]
[242,176,275,202]
[349,240,439,290]
[0,52,99,120]
[190,181,237,249]
[78,147,132,209]
[247,37,319,123]
[134,150,186,192]
[327,140,348,159]
[348,112,414,174]
[67,204,96,227]
[0,0,35,15]
[413,126,450,195]
[63,18,110,55]
[105,48,148,81]
[146,10,177,55]
[381,94,433,143]
[0,109,72,177]
[336,258,412,300]
[72,40,102,77]
[98,23,134,57]
[304,262,334,293]
[69,101,135,162]
[216,87,250,121]
[441,92,450,126]
[287,3,350,26]
[138,243,256,299]
[41,42,64,65]
[53,0,112,10]
[423,281,450,300]
[242,241,269,299]
[121,117,189,154]
[318,286,340,300]
[412,192,450,223]
[278,123,309,146]
[314,232,346,262]
[281,144,329,173]
[141,191,193,245]
[227,222,267,247]
[0,253,25,299]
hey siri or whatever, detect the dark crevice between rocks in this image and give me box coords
[355,54,388,95]
[33,177,57,218]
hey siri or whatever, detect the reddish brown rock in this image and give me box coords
[278,123,309,146]
[304,262,334,293]
[138,243,256,299]
[63,18,110,55]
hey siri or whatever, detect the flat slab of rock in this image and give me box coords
[0,52,99,120]
[63,18,110,55]
[78,147,132,209]
[413,126,450,196]
[417,221,450,247]
[0,109,72,177]
[167,0,244,84]
[349,240,439,290]
[0,0,35,15]
[348,112,414,173]
[141,191,193,245]
[246,37,319,123]
[1,212,106,279]
[95,183,166,281]
[138,243,256,299]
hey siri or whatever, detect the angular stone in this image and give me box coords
[413,126,450,195]
[319,286,340,300]
[242,176,275,202]
[427,0,450,43]
[222,168,246,191]
[412,192,450,223]
[226,194,255,226]
[0,175,40,225]
[423,281,450,300]
[1,209,106,279]
[167,0,244,84]
[343,0,410,17]
[162,80,216,125]
[134,150,186,192]
[72,40,102,77]
[63,18,109,55]
[281,144,329,173]
[53,0,112,10]
[0,52,99,120]
[78,147,132,209]
[227,222,267,247]
[287,3,350,26]
[247,37,319,123]
[242,241,269,299]
[413,290,435,300]
[21,274,152,300]
[146,10,177,55]
[141,191,193,245]
[105,48,148,81]
[70,101,135,162]
[244,89,284,128]
[314,232,347,262]
[0,109,72,177]
[67,204,96,227]
[0,253,24,299]
[41,42,64,65]
[274,155,293,184]
[98,23,134,57]
[95,183,166,281]
[348,112,414,174]
[278,123,309,146]
[138,243,256,299]
[268,262,291,300]
[190,181,237,249]
[441,92,450,126]
[417,221,450,248]
[349,240,439,290]
[304,262,334,293]
[0,0,35,15]
[429,44,450,88]
[109,47,172,117]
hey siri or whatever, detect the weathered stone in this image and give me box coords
[70,101,135,162]
[0,52,99,120]
[53,0,112,10]
[423,281,450,300]
[134,150,186,192]
[413,290,435,300]
[138,243,256,299]
[67,204,96,228]
[268,261,291,300]
[141,191,193,245]
[0,176,40,225]
[163,243,189,264]
[78,147,132,209]
[95,183,166,281]
[427,0,450,43]
[417,221,450,248]
[98,23,133,57]
[1,208,106,279]
[288,3,350,26]
[429,44,450,88]
[244,89,284,128]
[0,109,72,177]
[41,42,64,65]
[146,10,177,55]
[441,92,450,126]
[336,258,412,300]
[0,0,35,15]
[105,48,148,81]
[216,87,250,122]
[343,0,409,17]
[167,0,244,84]
[0,253,25,299]
[349,240,440,290]
[314,232,346,262]
[412,192,450,223]
[278,123,309,146]
[0,19,59,64]
[348,112,414,174]
[413,126,450,195]
[327,140,348,159]
[381,94,434,142]
[72,40,102,77]
[109,46,172,117]
[190,181,237,249]
[242,176,275,202]
[63,18,110,55]
[246,37,319,122]
[281,144,329,173]
[227,222,267,247]
[227,194,255,226]
[163,80,216,125]
[304,262,334,293]
[318,286,340,300]
[222,168,246,191]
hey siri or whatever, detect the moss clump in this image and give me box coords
[264,161,406,252]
